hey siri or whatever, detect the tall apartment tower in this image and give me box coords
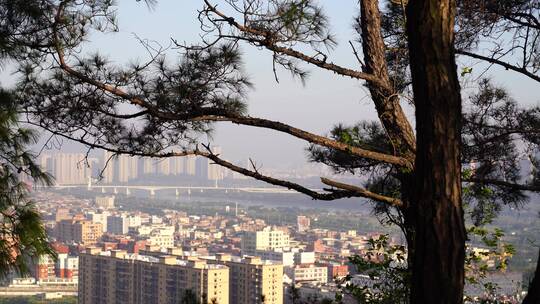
[78,249,229,304]
[214,254,283,304]
[117,155,138,183]
[102,151,114,183]
[207,146,224,181]
[171,157,184,175]
[142,158,156,175]
[50,153,90,184]
[157,158,171,176]
[195,146,224,181]
[184,155,196,176]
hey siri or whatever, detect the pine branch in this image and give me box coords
[49,12,411,169]
[457,50,540,83]
[320,177,403,207]
[465,177,540,192]
[32,123,376,201]
[200,0,390,89]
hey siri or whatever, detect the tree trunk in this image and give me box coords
[406,0,466,303]
[358,0,416,159]
[522,248,540,304]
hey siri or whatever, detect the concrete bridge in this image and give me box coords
[50,183,315,196]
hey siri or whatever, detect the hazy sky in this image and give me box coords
[87,0,379,170]
[7,1,540,169]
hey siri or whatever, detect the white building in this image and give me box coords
[56,253,79,278]
[241,227,290,255]
[254,249,315,267]
[117,155,138,183]
[286,264,328,284]
[88,211,108,232]
[145,227,175,249]
[126,215,142,228]
[49,153,91,185]
[294,251,315,265]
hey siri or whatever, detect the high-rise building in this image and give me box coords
[184,156,196,176]
[241,227,290,255]
[195,147,224,181]
[78,248,229,304]
[207,146,224,181]
[171,158,184,175]
[102,151,114,183]
[297,216,311,232]
[56,219,103,245]
[107,215,129,235]
[49,153,90,184]
[195,157,209,180]
[213,254,283,304]
[157,159,171,176]
[117,155,138,183]
[143,158,156,175]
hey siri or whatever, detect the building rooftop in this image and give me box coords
[87,249,227,269]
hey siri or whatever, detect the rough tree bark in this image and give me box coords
[358,0,416,159]
[358,0,418,266]
[406,0,466,303]
[522,248,540,304]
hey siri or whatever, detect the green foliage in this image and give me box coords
[0,90,55,277]
[465,226,516,301]
[309,122,392,171]
[336,235,409,304]
[180,289,200,304]
[290,231,516,304]
[461,66,473,76]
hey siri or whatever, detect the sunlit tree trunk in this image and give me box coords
[406,0,466,303]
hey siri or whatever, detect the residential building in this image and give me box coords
[32,255,56,280]
[117,155,138,183]
[49,153,90,185]
[241,227,290,255]
[78,248,229,304]
[213,254,283,304]
[56,253,79,279]
[285,264,328,284]
[95,196,115,209]
[254,249,315,268]
[88,211,108,232]
[56,219,103,245]
[145,226,175,249]
[107,215,129,235]
[102,151,114,183]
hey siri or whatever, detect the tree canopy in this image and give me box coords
[0,0,539,302]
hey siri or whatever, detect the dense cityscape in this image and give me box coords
[0,163,536,303]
